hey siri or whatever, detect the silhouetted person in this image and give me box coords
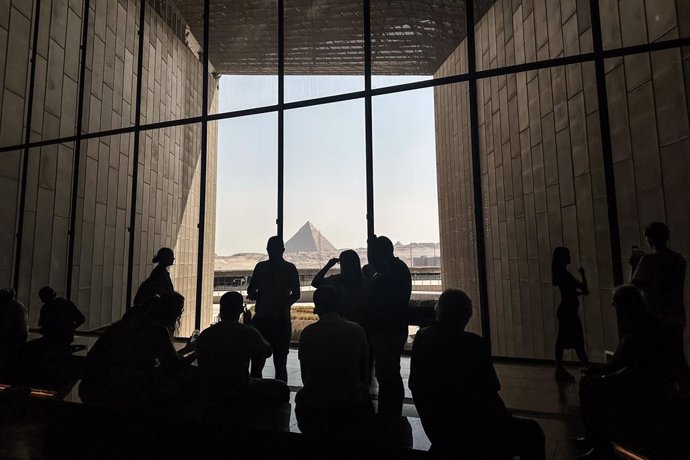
[367,235,411,416]
[133,247,175,306]
[552,247,590,381]
[409,289,545,460]
[577,285,676,459]
[38,286,85,350]
[196,291,289,413]
[296,286,373,433]
[0,288,27,369]
[98,292,196,409]
[247,236,300,382]
[311,249,369,327]
[630,222,687,374]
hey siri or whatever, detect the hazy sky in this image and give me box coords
[215,75,440,255]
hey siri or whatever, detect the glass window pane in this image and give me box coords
[373,86,447,348]
[372,1,466,88]
[473,0,592,70]
[285,0,364,102]
[211,111,277,328]
[138,0,204,124]
[600,0,690,50]
[284,99,366,337]
[206,0,278,112]
[0,150,21,287]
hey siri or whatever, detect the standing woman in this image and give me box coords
[311,249,369,328]
[552,247,590,381]
[133,247,175,306]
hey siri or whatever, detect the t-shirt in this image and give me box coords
[632,250,687,327]
[196,321,271,389]
[248,259,300,319]
[297,316,369,409]
[368,257,412,335]
[409,325,507,443]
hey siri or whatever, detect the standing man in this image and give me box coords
[630,222,687,373]
[247,236,300,382]
[367,235,411,416]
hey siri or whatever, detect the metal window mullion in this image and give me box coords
[125,0,148,309]
[364,0,374,240]
[589,0,623,288]
[466,0,492,351]
[12,0,43,294]
[65,0,91,300]
[195,0,210,330]
[277,0,285,239]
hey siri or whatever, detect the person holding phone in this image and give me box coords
[630,222,687,376]
[552,247,590,381]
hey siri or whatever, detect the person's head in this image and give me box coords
[219,291,244,322]
[644,222,670,250]
[551,247,570,286]
[151,291,185,334]
[0,288,16,303]
[612,284,648,334]
[153,247,175,267]
[435,288,473,330]
[313,286,339,317]
[339,250,362,285]
[266,236,285,260]
[372,236,395,267]
[38,286,57,304]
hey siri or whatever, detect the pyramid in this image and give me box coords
[285,221,337,253]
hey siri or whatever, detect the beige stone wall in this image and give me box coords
[435,0,690,360]
[0,0,217,336]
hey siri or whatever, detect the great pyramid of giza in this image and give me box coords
[285,221,337,253]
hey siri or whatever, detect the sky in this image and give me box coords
[214,75,440,255]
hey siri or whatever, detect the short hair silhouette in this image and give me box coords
[644,222,670,245]
[152,247,175,265]
[313,286,338,316]
[0,288,16,302]
[435,288,473,327]
[219,291,244,320]
[375,236,394,257]
[266,236,285,259]
[38,286,57,303]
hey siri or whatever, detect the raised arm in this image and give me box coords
[311,258,339,288]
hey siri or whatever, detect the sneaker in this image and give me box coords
[555,367,576,381]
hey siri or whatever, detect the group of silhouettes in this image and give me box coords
[0,222,688,459]
[551,221,688,459]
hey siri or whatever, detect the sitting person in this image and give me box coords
[0,288,28,374]
[295,286,373,433]
[577,284,677,459]
[87,292,196,410]
[38,286,85,350]
[409,288,545,459]
[196,291,289,415]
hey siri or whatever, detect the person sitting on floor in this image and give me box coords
[295,286,373,433]
[577,284,678,459]
[196,291,289,416]
[409,288,545,460]
[98,292,197,411]
[38,286,85,350]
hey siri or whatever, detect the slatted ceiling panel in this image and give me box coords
[172,0,496,76]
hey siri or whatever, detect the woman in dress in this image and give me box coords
[552,247,590,381]
[133,247,175,306]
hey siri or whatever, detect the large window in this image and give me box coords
[2,0,689,358]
